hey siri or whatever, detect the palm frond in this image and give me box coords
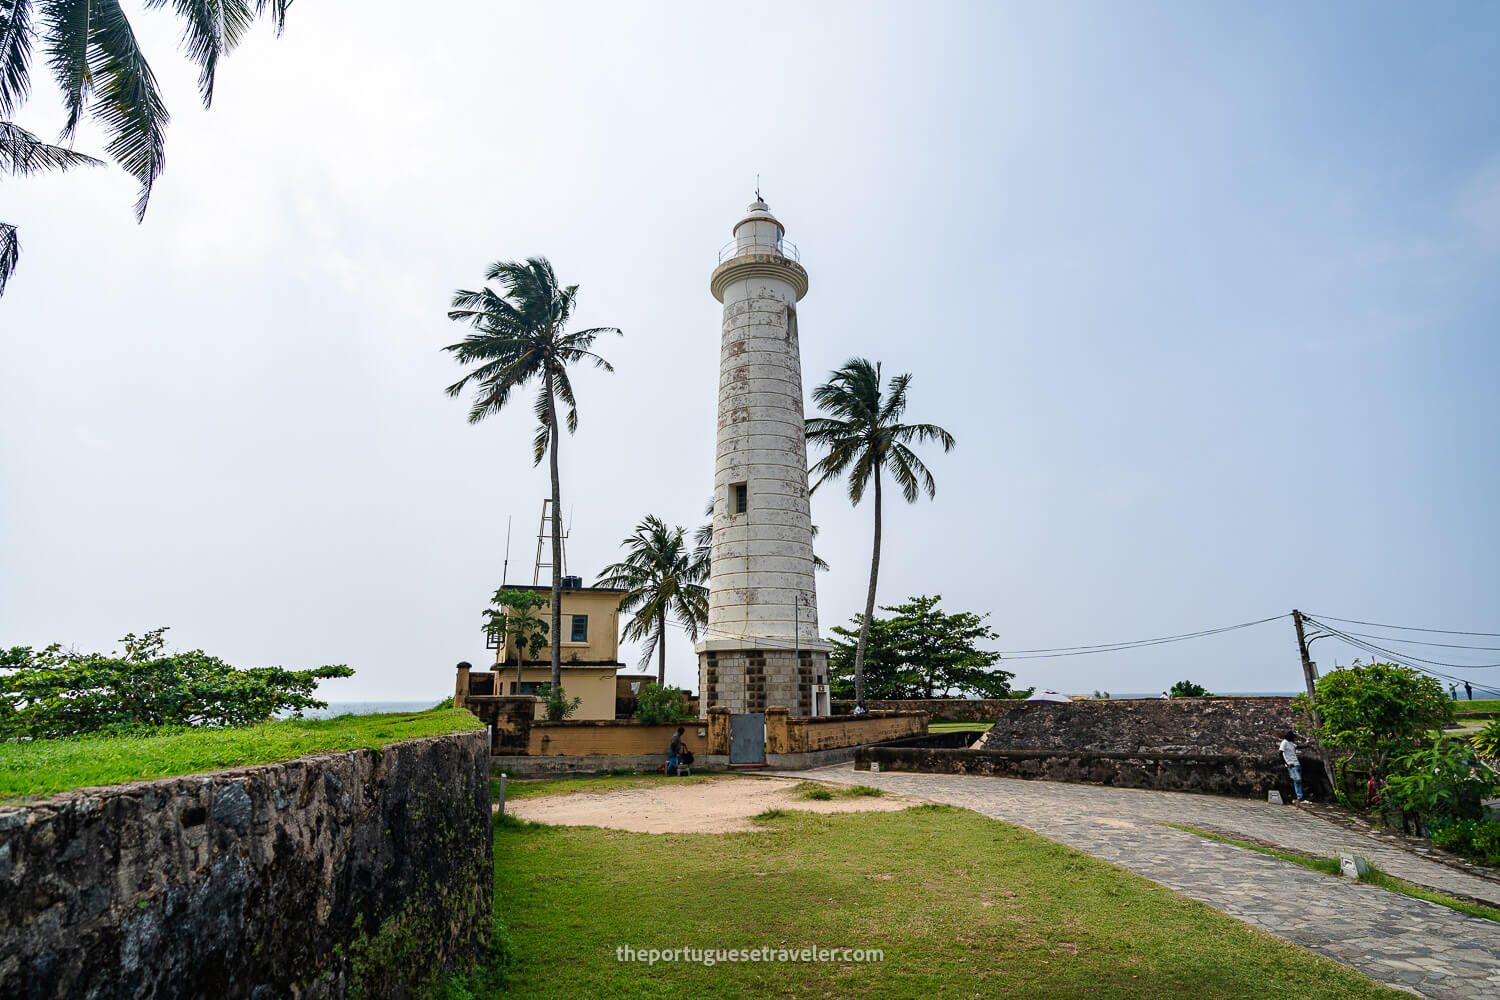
[253,0,286,35]
[91,0,170,219]
[40,0,91,137]
[0,0,33,116]
[0,220,19,296]
[0,120,103,174]
[145,0,255,108]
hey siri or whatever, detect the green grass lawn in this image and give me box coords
[467,803,1405,999]
[0,705,479,802]
[1454,698,1500,717]
[928,720,993,733]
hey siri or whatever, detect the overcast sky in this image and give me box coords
[3,2,1498,703]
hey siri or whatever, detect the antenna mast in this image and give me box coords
[501,516,512,586]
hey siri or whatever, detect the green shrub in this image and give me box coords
[1471,719,1500,759]
[1169,680,1212,698]
[1431,818,1500,866]
[632,683,689,725]
[537,685,581,721]
[795,783,834,800]
[1384,739,1497,833]
[1302,661,1453,778]
[0,627,351,739]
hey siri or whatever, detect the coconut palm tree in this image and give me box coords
[444,257,619,692]
[597,515,708,686]
[805,358,955,703]
[0,0,290,295]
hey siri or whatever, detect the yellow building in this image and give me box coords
[490,583,629,721]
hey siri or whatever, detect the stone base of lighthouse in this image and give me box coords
[698,646,831,718]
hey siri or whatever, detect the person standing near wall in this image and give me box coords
[1279,730,1305,803]
[1466,681,1474,700]
[667,726,686,775]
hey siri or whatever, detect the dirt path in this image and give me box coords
[504,776,918,833]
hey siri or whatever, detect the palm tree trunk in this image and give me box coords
[544,369,564,695]
[852,469,883,703]
[657,608,667,686]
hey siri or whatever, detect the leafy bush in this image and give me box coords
[0,628,351,740]
[1302,661,1452,778]
[1471,719,1500,759]
[1431,818,1500,867]
[1169,680,1212,698]
[537,684,582,721]
[1383,739,1497,833]
[632,683,690,725]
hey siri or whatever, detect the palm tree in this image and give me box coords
[805,358,955,703]
[444,257,620,692]
[597,515,708,686]
[0,0,290,295]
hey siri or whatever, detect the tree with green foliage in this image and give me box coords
[805,359,955,704]
[444,257,620,693]
[633,683,690,725]
[0,0,292,295]
[596,515,708,686]
[828,595,1011,700]
[1169,680,1213,698]
[483,587,550,697]
[1301,661,1453,779]
[0,627,350,739]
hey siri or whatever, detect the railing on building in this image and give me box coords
[718,238,801,264]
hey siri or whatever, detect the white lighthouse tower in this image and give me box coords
[697,197,831,719]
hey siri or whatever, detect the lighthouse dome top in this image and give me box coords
[733,198,784,242]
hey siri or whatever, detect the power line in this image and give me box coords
[1301,616,1500,674]
[995,615,1288,658]
[1305,613,1500,638]
[1308,628,1500,652]
[663,613,1290,660]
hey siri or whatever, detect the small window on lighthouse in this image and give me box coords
[732,482,748,515]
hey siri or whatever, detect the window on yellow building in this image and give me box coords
[570,615,588,643]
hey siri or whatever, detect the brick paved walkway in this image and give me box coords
[774,766,1500,1000]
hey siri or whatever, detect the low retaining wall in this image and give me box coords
[971,697,1313,757]
[0,731,492,999]
[855,744,1332,800]
[765,709,927,754]
[527,719,711,757]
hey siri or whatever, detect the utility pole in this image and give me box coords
[1292,609,1337,793]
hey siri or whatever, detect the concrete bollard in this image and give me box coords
[497,773,507,818]
[1267,790,1283,804]
[1338,849,1370,879]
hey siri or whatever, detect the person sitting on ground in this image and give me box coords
[1279,730,1305,803]
[852,700,867,715]
[667,726,686,774]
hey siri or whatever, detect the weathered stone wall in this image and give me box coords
[970,698,1312,757]
[854,698,1330,800]
[855,745,1333,801]
[0,731,492,1000]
